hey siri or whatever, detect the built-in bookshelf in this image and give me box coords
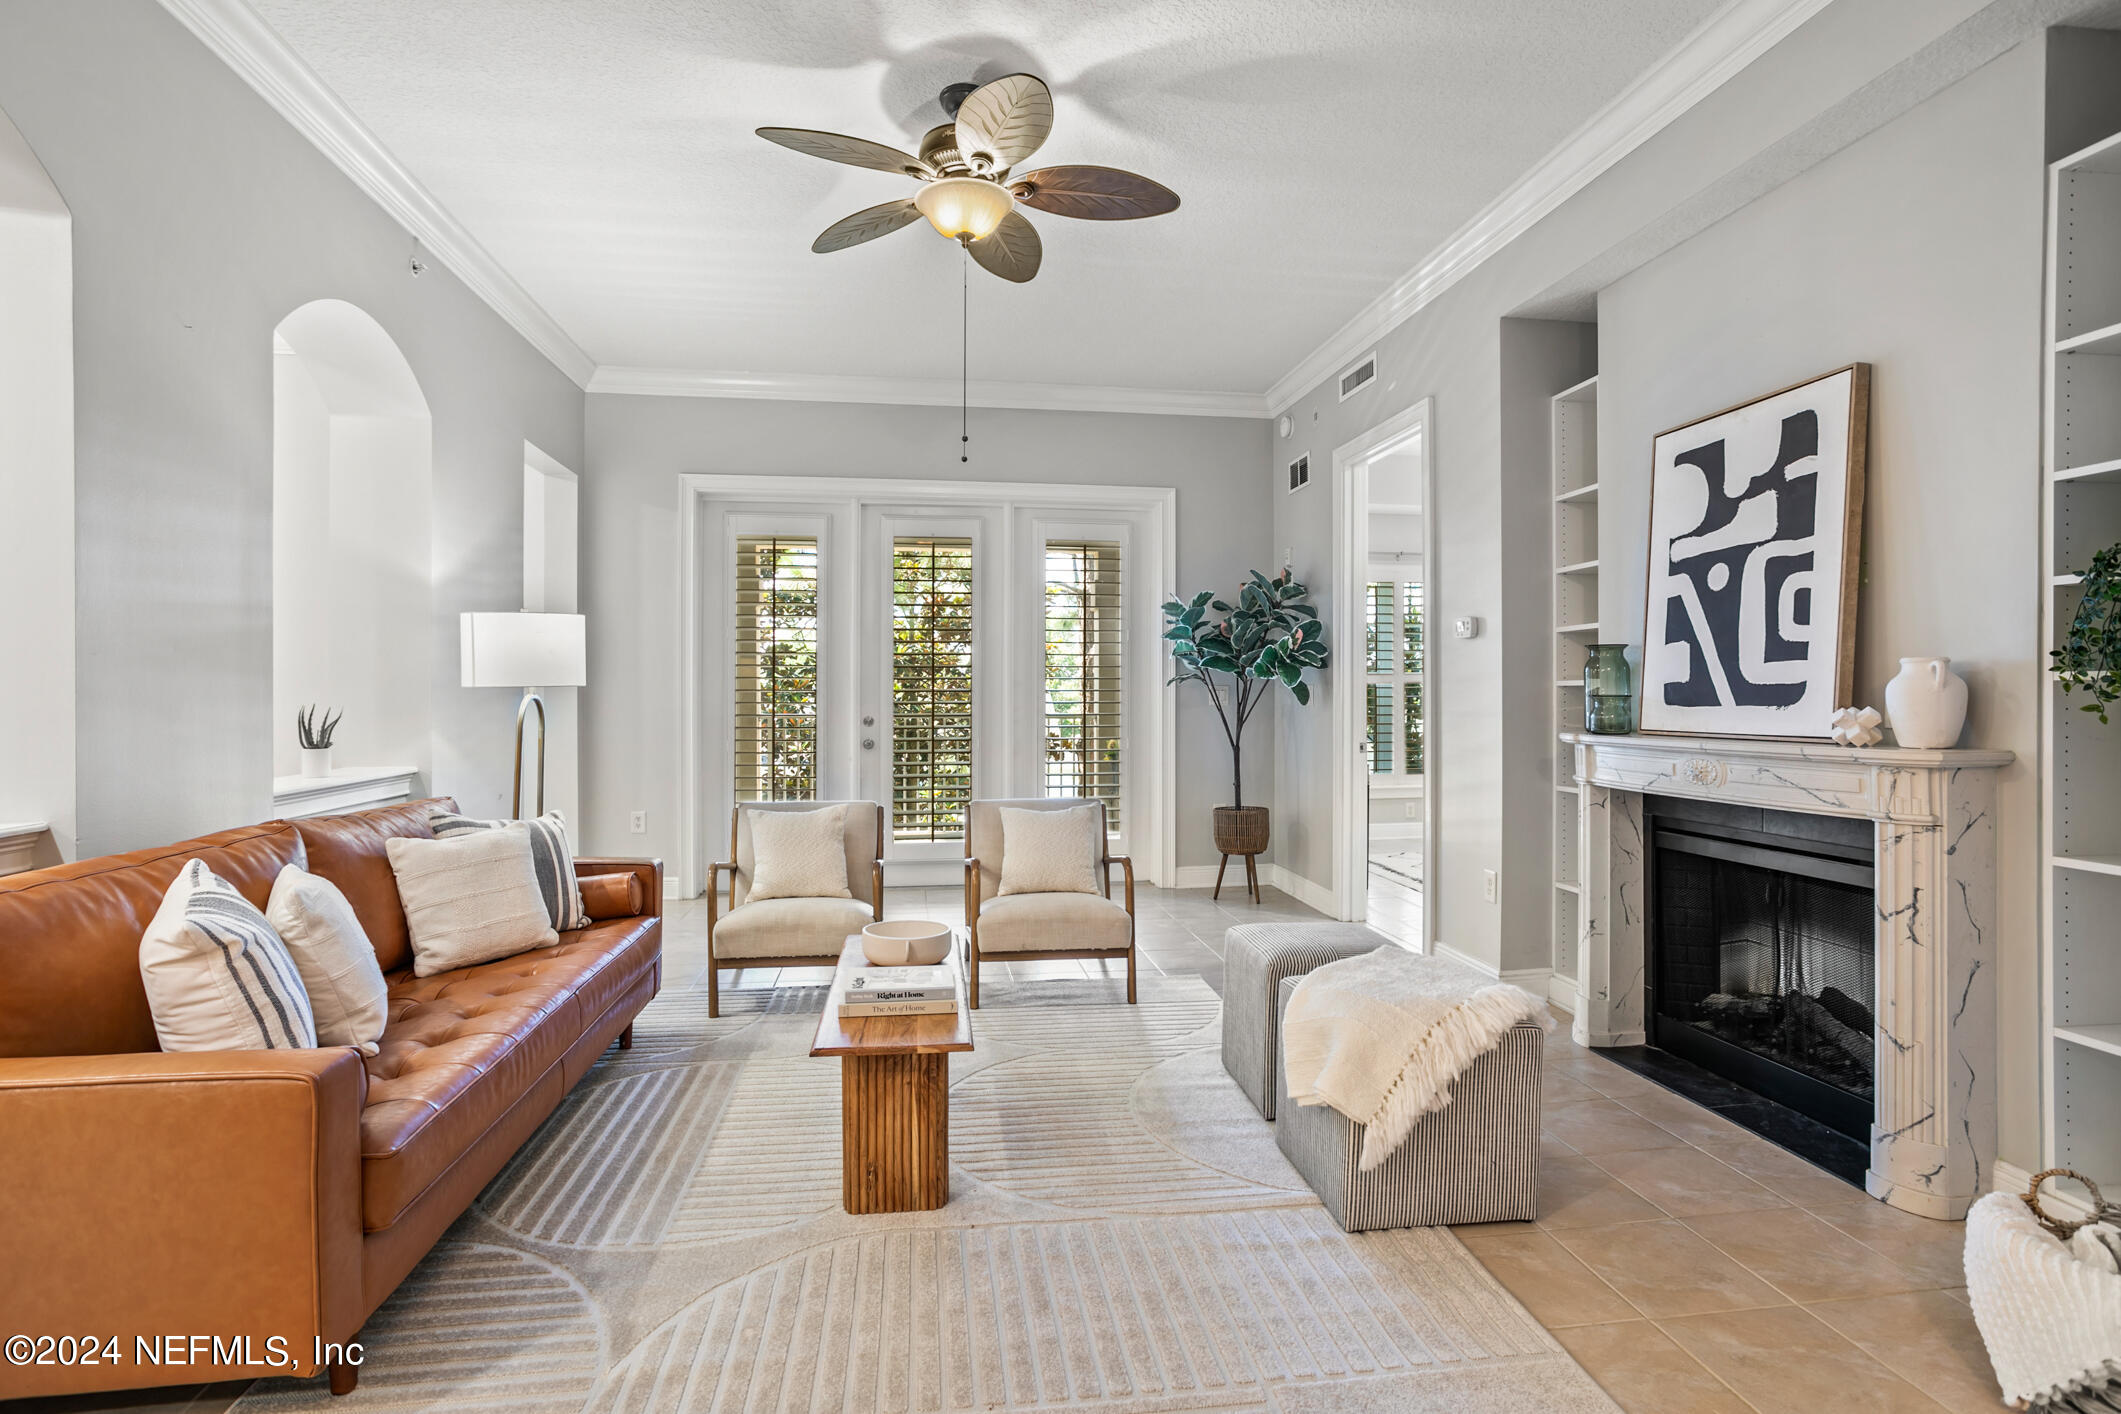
[2042,127,2121,1200]
[1551,375,1599,1008]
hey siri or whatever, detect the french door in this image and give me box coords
[700,483,1164,891]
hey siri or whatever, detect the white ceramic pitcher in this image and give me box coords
[1885,657,1968,749]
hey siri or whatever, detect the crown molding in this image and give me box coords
[1263,0,1835,415]
[157,0,597,388]
[588,366,1270,419]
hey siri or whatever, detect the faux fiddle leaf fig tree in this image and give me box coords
[2054,542,2121,725]
[1163,570,1329,809]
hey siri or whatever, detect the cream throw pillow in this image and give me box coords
[998,805,1102,896]
[746,805,852,902]
[385,828,557,977]
[267,864,389,1055]
[140,859,318,1051]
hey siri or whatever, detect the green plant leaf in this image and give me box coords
[1289,680,1310,706]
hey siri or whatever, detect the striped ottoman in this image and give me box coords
[1274,975,1543,1231]
[1221,922,1391,1119]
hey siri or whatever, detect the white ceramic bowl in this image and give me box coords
[861,919,952,967]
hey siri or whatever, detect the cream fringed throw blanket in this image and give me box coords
[1283,947,1545,1170]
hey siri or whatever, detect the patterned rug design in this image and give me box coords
[234,974,1616,1412]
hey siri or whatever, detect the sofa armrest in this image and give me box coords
[574,856,662,919]
[0,1048,367,1398]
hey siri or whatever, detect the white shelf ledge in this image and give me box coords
[2055,457,2121,484]
[1555,622,1600,635]
[2054,854,2121,877]
[1556,559,1599,575]
[0,821,49,876]
[2055,573,2084,587]
[2056,1024,2121,1058]
[272,765,422,819]
[1554,483,1599,504]
[1556,784,1580,795]
[1556,678,1585,688]
[2057,321,2121,356]
[1552,879,1581,894]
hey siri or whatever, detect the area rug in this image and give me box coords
[235,974,1616,1413]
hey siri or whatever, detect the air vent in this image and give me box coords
[1287,454,1311,493]
[1338,351,1378,402]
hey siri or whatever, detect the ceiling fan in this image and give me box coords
[757,73,1179,283]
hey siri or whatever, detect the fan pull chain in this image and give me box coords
[960,245,970,463]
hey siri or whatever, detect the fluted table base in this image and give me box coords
[840,1051,950,1213]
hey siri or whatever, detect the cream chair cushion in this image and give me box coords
[977,892,1132,953]
[713,897,872,960]
[968,797,1108,902]
[998,805,1101,895]
[746,804,853,901]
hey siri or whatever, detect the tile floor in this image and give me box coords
[11,880,2002,1414]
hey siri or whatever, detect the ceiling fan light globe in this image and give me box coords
[913,177,1014,241]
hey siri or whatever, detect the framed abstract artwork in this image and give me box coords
[1639,364,1869,739]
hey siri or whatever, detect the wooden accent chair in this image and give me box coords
[706,802,883,1017]
[963,797,1135,1008]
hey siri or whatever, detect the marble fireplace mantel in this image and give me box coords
[1560,731,2012,1220]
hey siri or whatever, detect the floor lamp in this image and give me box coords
[460,611,587,819]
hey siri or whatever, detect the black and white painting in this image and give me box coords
[1640,365,1868,739]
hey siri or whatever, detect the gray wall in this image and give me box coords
[0,1,585,852]
[1267,1,2091,1174]
[579,393,1271,877]
[1598,40,2047,1164]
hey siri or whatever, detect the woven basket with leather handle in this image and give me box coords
[2024,1167,2121,1241]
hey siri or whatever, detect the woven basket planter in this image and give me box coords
[1213,805,1270,855]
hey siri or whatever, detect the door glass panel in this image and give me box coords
[1365,581,1396,673]
[1366,683,1396,775]
[1044,540,1122,828]
[1403,580,1424,775]
[732,534,818,800]
[891,536,974,841]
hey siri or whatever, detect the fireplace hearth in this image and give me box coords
[1646,797,1875,1141]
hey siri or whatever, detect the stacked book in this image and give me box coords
[838,963,957,1018]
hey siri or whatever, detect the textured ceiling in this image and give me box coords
[249,0,1725,395]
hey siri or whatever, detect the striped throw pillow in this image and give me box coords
[429,807,586,932]
[140,859,318,1051]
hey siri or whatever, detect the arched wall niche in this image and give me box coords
[272,299,434,784]
[0,102,75,869]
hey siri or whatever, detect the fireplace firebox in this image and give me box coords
[1645,797,1875,1142]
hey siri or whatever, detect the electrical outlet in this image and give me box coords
[1482,868,1498,903]
[1405,801,1419,820]
[629,810,646,834]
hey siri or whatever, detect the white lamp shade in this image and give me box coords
[460,612,586,688]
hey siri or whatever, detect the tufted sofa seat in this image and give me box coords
[0,798,661,1402]
[360,915,659,1232]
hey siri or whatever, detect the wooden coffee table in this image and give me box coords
[810,935,974,1214]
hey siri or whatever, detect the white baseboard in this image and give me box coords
[1168,861,1340,917]
[1993,1158,2091,1221]
[1546,975,1580,1014]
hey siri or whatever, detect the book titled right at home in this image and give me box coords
[838,996,958,1018]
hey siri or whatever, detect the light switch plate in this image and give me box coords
[1454,616,1482,639]
[1482,868,1498,902]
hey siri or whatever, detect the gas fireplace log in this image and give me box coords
[1784,992,1874,1070]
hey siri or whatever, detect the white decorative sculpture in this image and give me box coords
[1830,706,1883,748]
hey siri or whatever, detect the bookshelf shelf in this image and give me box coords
[1550,375,1598,1014]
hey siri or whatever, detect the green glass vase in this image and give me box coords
[1584,644,1634,735]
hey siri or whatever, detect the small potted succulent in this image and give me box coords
[296,703,342,778]
[2054,542,2121,725]
[1163,570,1329,859]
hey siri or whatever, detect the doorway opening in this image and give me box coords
[1331,400,1435,948]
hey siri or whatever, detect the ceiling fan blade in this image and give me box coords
[756,127,933,178]
[967,210,1042,283]
[1012,165,1180,220]
[812,200,922,253]
[953,73,1054,171]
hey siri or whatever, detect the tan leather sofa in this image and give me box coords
[0,799,661,1400]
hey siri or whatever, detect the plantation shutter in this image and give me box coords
[733,535,819,801]
[1044,540,1123,829]
[892,537,975,841]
